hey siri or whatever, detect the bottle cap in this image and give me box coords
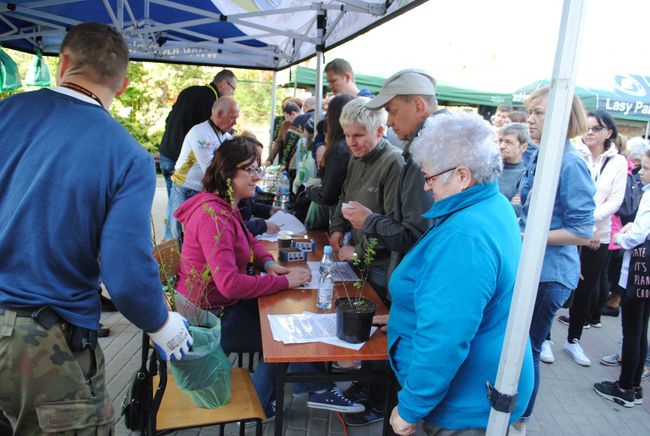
[324,245,333,254]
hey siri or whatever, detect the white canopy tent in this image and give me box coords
[0,1,593,435]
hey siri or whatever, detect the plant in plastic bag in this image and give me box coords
[25,48,51,87]
[170,311,232,408]
[0,47,22,92]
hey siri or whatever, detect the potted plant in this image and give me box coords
[335,238,378,343]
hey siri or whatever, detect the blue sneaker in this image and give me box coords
[342,409,384,426]
[307,387,365,413]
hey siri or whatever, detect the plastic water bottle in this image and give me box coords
[317,245,335,310]
[277,171,291,210]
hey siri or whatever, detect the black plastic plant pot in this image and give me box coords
[335,297,377,344]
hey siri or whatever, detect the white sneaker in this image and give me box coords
[540,340,555,364]
[564,339,591,366]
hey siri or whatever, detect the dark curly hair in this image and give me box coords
[202,136,260,199]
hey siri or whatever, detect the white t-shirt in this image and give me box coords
[171,120,231,191]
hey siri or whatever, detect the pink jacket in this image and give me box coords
[173,192,288,309]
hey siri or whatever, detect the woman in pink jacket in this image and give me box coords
[173,136,363,419]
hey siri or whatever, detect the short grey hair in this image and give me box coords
[412,111,503,184]
[339,97,387,133]
[627,136,650,161]
[499,122,530,145]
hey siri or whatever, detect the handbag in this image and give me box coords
[626,239,650,300]
[121,333,153,433]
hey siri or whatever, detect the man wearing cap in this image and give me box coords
[342,69,438,285]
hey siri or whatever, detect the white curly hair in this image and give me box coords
[411,111,503,184]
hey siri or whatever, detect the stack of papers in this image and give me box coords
[268,311,377,350]
[257,211,306,242]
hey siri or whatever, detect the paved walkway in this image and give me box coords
[105,178,650,435]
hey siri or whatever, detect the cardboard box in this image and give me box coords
[279,247,308,262]
[291,238,316,253]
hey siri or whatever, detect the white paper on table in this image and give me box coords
[319,327,378,351]
[267,312,377,350]
[294,262,359,289]
[256,211,307,242]
[309,261,359,281]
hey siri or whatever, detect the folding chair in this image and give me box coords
[141,241,265,435]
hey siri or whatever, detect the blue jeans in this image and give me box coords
[219,299,331,417]
[166,183,199,240]
[521,281,572,420]
[159,154,175,198]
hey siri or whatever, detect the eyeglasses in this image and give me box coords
[587,125,608,133]
[423,167,457,187]
[238,164,261,177]
[226,81,237,92]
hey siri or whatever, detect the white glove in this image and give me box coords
[149,311,193,361]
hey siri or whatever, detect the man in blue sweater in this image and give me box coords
[0,23,191,434]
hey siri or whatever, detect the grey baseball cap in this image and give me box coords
[365,69,437,110]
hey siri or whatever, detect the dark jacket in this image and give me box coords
[159,83,220,161]
[363,118,434,279]
[306,137,350,206]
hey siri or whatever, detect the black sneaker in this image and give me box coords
[343,382,370,404]
[600,305,620,317]
[593,381,635,407]
[342,409,384,427]
[558,315,570,325]
[98,324,110,338]
[634,386,643,405]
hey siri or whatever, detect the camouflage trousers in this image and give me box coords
[0,309,114,435]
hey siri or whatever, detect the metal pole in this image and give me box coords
[314,8,326,125]
[486,0,588,434]
[269,71,278,148]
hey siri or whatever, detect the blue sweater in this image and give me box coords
[0,89,167,331]
[519,142,595,289]
[388,181,533,429]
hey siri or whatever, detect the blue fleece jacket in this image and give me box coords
[0,89,167,331]
[388,181,533,429]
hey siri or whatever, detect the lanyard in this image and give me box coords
[237,219,255,276]
[207,83,218,99]
[60,82,104,108]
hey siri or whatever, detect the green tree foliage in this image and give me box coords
[1,48,294,153]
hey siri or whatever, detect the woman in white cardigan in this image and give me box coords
[594,148,650,407]
[560,110,627,367]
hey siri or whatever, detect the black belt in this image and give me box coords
[0,305,98,351]
[0,306,61,330]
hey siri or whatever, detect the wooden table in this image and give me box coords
[258,232,395,435]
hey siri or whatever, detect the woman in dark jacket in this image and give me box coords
[305,94,355,206]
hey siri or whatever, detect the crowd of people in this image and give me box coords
[0,20,649,436]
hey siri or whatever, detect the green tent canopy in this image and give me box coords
[287,66,511,107]
[513,76,650,122]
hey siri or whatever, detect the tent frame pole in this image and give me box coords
[486,1,587,434]
[314,7,326,125]
[269,71,278,149]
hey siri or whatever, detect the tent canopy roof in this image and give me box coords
[0,0,425,70]
[513,75,650,122]
[287,66,512,107]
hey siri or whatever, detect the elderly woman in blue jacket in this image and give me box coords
[387,112,534,435]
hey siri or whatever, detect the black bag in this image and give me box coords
[626,239,650,301]
[618,172,643,224]
[121,333,153,433]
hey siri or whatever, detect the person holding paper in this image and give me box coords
[173,136,364,419]
[328,97,404,302]
[387,112,533,435]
